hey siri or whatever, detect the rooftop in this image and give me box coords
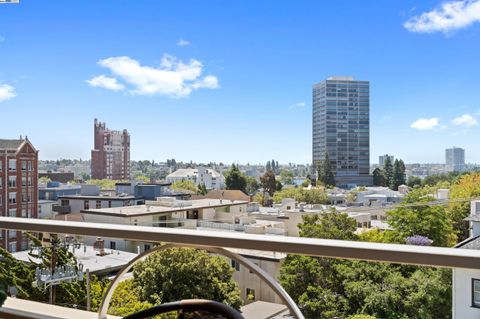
[12,245,138,275]
[82,198,248,217]
[0,138,25,150]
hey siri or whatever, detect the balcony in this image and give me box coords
[1,217,480,319]
[52,205,71,214]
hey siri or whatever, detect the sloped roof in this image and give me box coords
[455,235,480,250]
[0,139,24,150]
[204,189,251,202]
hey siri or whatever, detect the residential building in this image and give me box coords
[38,199,56,219]
[312,76,372,187]
[446,147,465,172]
[379,154,394,166]
[0,138,38,252]
[229,248,286,305]
[91,118,130,180]
[39,181,82,201]
[55,184,144,214]
[80,197,249,252]
[166,167,224,189]
[453,200,480,318]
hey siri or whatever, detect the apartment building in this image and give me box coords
[0,138,38,252]
[312,76,372,186]
[91,118,130,180]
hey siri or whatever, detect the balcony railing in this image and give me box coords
[2,216,480,319]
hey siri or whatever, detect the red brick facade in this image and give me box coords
[91,118,130,180]
[0,139,38,252]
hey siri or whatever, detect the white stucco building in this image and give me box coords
[166,167,224,190]
[453,200,480,318]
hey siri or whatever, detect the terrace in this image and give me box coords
[1,216,480,318]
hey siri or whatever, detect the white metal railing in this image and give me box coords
[2,217,480,269]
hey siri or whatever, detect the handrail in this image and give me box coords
[2,217,480,269]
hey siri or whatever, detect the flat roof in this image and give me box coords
[82,199,248,217]
[58,194,143,200]
[13,245,137,274]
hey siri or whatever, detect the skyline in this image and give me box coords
[1,1,480,164]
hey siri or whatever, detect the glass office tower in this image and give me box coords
[312,76,372,186]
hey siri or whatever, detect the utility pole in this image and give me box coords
[50,234,57,305]
[86,268,91,311]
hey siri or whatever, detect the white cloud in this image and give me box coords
[410,117,440,130]
[90,54,219,97]
[0,84,16,102]
[86,75,125,91]
[452,113,478,126]
[177,39,190,46]
[404,0,480,34]
[289,102,306,110]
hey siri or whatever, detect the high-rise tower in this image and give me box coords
[91,119,130,180]
[312,76,372,186]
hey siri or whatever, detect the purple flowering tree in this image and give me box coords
[405,235,433,246]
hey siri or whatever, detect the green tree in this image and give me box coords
[407,176,422,188]
[133,248,242,310]
[224,164,247,193]
[389,159,405,191]
[272,187,328,205]
[317,152,335,187]
[372,168,386,186]
[171,180,198,193]
[260,170,277,196]
[245,176,260,194]
[386,190,456,247]
[279,211,452,319]
[280,169,295,185]
[447,172,480,242]
[197,183,208,196]
[383,156,393,187]
[299,211,358,240]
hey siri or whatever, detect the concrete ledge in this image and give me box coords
[0,298,120,319]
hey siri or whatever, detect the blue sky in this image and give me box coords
[1,0,480,164]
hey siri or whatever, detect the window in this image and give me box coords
[21,160,27,171]
[8,159,16,171]
[8,208,16,217]
[0,160,2,171]
[8,176,16,188]
[110,241,116,250]
[61,199,69,206]
[246,288,255,301]
[473,279,480,308]
[108,200,112,208]
[9,192,16,204]
[9,242,17,253]
[144,244,151,251]
[84,200,89,210]
[8,230,16,239]
[96,200,101,209]
[22,177,26,187]
[231,259,240,271]
[27,161,33,171]
[27,177,32,186]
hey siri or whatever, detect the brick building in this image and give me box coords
[91,118,130,180]
[0,138,38,252]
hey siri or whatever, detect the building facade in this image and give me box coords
[166,167,224,189]
[0,138,38,252]
[91,118,130,180]
[379,154,394,167]
[446,147,465,172]
[312,76,371,186]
